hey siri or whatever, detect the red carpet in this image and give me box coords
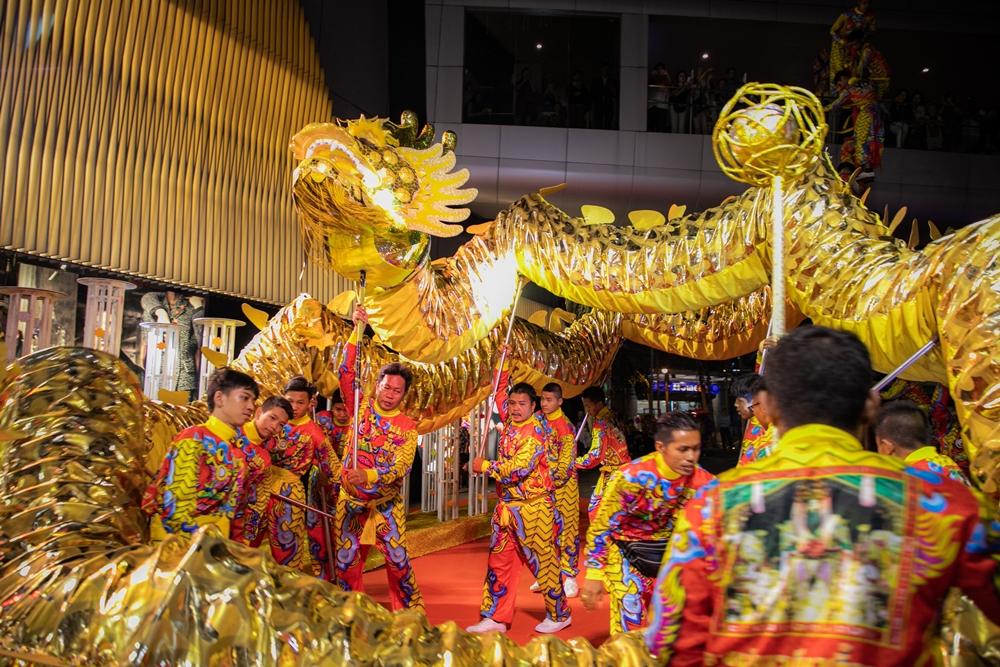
[361,537,611,646]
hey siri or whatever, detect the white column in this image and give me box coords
[140,322,180,399]
[78,278,135,356]
[467,399,492,517]
[193,317,245,398]
[0,287,64,361]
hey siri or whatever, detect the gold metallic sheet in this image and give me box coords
[231,294,622,434]
[0,348,652,665]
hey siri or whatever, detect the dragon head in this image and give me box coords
[290,114,477,286]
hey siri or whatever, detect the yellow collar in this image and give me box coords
[242,419,262,444]
[373,401,401,418]
[511,415,534,428]
[546,408,565,421]
[290,414,312,427]
[779,423,864,452]
[651,453,683,480]
[206,415,237,443]
[597,406,612,421]
[334,417,350,426]
[904,446,937,463]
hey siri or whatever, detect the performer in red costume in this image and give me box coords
[738,376,776,465]
[230,396,292,545]
[875,400,969,485]
[315,390,350,459]
[335,306,422,610]
[466,374,571,635]
[144,369,258,540]
[581,412,715,635]
[538,381,581,598]
[576,386,630,519]
[645,327,1000,665]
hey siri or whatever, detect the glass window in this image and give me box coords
[463,10,620,129]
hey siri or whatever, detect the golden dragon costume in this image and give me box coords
[0,86,997,665]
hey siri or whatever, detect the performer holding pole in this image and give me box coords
[350,270,367,469]
[466,374,571,634]
[334,304,423,611]
[474,278,526,461]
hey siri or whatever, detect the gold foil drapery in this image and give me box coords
[0,348,654,665]
[231,294,622,434]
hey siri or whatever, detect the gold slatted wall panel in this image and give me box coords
[0,0,349,304]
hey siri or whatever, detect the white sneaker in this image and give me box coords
[534,616,572,633]
[529,580,541,592]
[563,578,579,598]
[466,618,507,634]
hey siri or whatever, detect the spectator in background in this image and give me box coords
[648,63,671,132]
[887,89,911,148]
[670,70,693,134]
[692,67,715,134]
[910,92,927,149]
[592,64,618,130]
[925,103,944,150]
[568,70,591,128]
[721,66,740,101]
[513,67,536,126]
[813,47,830,95]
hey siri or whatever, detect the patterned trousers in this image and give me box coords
[248,467,319,576]
[305,466,339,581]
[479,496,569,624]
[587,468,616,520]
[335,492,423,611]
[603,541,654,635]
[553,477,580,578]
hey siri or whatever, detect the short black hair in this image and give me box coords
[509,382,538,403]
[581,386,606,404]
[330,390,344,406]
[378,362,413,392]
[261,396,294,421]
[654,411,699,446]
[541,382,563,398]
[748,376,767,397]
[283,375,317,398]
[874,400,929,451]
[732,373,760,399]
[206,368,259,410]
[764,326,872,433]
[834,68,851,84]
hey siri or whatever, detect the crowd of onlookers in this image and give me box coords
[463,61,999,155]
[464,64,620,130]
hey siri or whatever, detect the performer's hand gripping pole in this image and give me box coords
[350,270,367,469]
[474,278,525,462]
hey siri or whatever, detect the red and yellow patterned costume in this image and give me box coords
[335,337,422,610]
[577,406,630,518]
[737,416,776,466]
[881,379,967,475]
[254,414,329,576]
[645,424,1000,665]
[306,418,343,581]
[316,409,350,460]
[143,416,245,541]
[230,418,272,545]
[584,454,715,635]
[544,408,581,580]
[831,79,884,172]
[905,446,969,486]
[475,408,569,626]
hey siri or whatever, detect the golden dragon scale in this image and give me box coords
[0,348,652,665]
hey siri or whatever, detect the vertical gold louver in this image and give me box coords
[0,0,350,305]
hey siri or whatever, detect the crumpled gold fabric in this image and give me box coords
[231,294,622,434]
[0,347,653,665]
[142,400,210,476]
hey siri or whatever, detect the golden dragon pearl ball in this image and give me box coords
[727,103,800,166]
[713,83,827,186]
